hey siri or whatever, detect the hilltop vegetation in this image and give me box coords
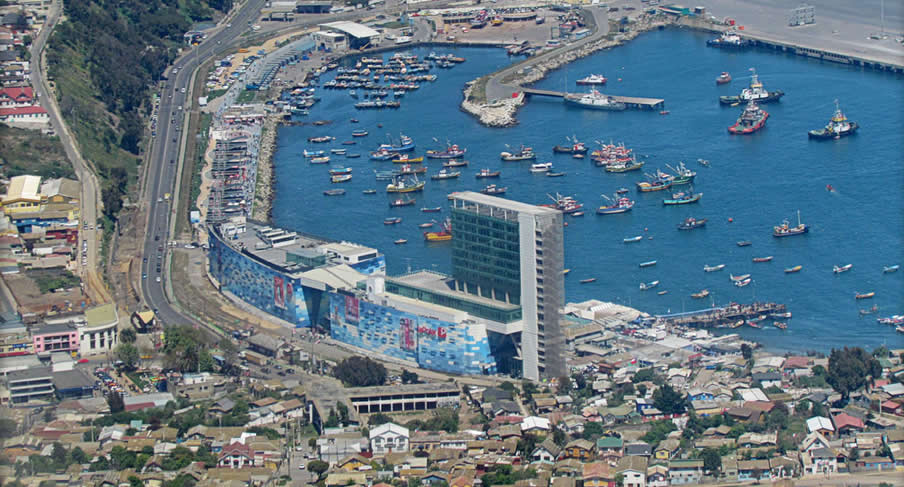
[45,0,232,220]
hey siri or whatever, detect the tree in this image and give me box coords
[69,446,88,464]
[632,368,656,383]
[741,344,753,361]
[129,476,143,487]
[499,381,517,393]
[369,413,393,426]
[51,443,67,466]
[848,448,860,461]
[827,347,882,400]
[557,375,572,395]
[325,408,339,428]
[337,402,350,425]
[582,421,604,440]
[308,460,329,479]
[120,328,137,344]
[333,356,387,387]
[0,417,18,438]
[163,325,206,372]
[401,369,419,384]
[766,404,789,431]
[552,426,567,447]
[115,343,140,370]
[652,384,686,415]
[107,392,125,413]
[701,447,722,475]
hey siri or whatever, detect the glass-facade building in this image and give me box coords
[450,192,566,380]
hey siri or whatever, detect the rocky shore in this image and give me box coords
[460,82,525,127]
[252,114,279,222]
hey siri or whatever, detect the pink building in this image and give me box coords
[31,323,79,354]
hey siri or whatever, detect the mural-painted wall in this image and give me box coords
[329,292,497,375]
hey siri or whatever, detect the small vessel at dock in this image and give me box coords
[773,210,808,237]
[809,100,858,139]
[716,72,732,84]
[564,88,627,111]
[639,280,660,291]
[704,264,725,272]
[784,265,803,274]
[706,29,750,49]
[833,263,853,274]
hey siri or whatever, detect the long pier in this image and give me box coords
[655,302,788,328]
[521,88,666,110]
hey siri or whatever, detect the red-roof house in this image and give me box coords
[0,86,34,107]
[0,105,48,123]
[881,400,903,416]
[218,441,254,469]
[832,413,865,436]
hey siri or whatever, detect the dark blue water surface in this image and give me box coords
[271,29,904,353]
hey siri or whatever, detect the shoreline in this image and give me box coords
[251,114,279,223]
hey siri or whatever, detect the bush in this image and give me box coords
[333,356,387,387]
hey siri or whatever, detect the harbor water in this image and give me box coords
[271,29,904,353]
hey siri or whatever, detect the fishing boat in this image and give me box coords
[303,149,326,158]
[374,169,400,181]
[677,217,707,230]
[352,129,369,137]
[616,187,630,194]
[370,149,397,161]
[691,289,710,299]
[773,321,787,330]
[663,190,702,205]
[398,164,426,175]
[878,315,904,325]
[564,88,627,111]
[809,100,858,139]
[716,72,732,85]
[476,169,501,179]
[394,239,408,245]
[737,241,752,247]
[728,320,745,329]
[833,264,853,274]
[734,278,752,287]
[419,222,435,228]
[422,207,441,213]
[431,169,460,180]
[636,175,673,192]
[379,134,415,152]
[362,189,377,195]
[753,256,774,263]
[666,162,697,185]
[639,260,657,268]
[624,236,643,243]
[658,290,669,295]
[310,156,330,164]
[706,29,750,49]
[391,154,424,164]
[500,145,536,161]
[329,167,352,176]
[771,311,792,319]
[386,175,425,193]
[576,74,608,85]
[547,171,567,177]
[424,218,452,241]
[346,153,361,159]
[308,136,335,143]
[426,142,467,159]
[785,265,803,273]
[481,184,507,195]
[443,159,469,168]
[773,210,808,237]
[552,137,588,154]
[331,174,352,183]
[730,274,751,282]
[883,264,900,273]
[542,193,584,214]
[697,158,711,167]
[639,280,660,290]
[597,195,634,215]
[390,198,416,207]
[720,68,784,105]
[605,158,645,173]
[342,141,356,145]
[331,148,347,155]
[580,278,597,284]
[704,264,726,272]
[383,217,402,225]
[728,99,769,134]
[859,305,879,316]
[530,162,553,173]
[323,189,346,196]
[855,291,875,299]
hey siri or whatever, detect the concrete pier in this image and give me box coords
[520,88,666,110]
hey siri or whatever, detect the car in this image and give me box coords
[156,276,161,282]
[277,371,286,376]
[170,159,175,164]
[142,273,147,279]
[227,23,232,27]
[143,257,147,263]
[181,88,186,94]
[154,235,160,241]
[298,464,305,470]
[274,364,282,370]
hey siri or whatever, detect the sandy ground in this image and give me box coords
[436,11,561,45]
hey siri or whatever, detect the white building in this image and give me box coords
[79,304,118,357]
[369,422,409,455]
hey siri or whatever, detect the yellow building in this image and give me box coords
[1,175,42,214]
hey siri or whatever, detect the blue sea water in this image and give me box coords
[271,29,904,353]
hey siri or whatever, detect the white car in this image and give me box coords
[298,464,305,470]
[155,276,162,282]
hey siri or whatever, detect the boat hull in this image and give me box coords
[663,194,702,205]
[808,122,858,139]
[720,91,784,105]
[564,97,627,111]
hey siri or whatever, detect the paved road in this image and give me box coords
[30,0,110,304]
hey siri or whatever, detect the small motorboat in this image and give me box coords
[716,72,732,85]
[394,239,408,245]
[833,264,853,274]
[476,169,501,178]
[639,280,660,290]
[734,278,752,288]
[530,162,553,173]
[580,278,597,284]
[383,217,403,225]
[350,118,359,123]
[771,312,792,319]
[784,265,803,274]
[323,189,346,196]
[310,156,330,164]
[737,241,752,247]
[308,136,335,143]
[571,211,584,217]
[659,110,670,115]
[730,274,751,282]
[691,289,710,299]
[362,189,377,194]
[547,171,567,177]
[443,159,469,168]
[657,290,669,295]
[352,129,369,137]
[639,260,657,268]
[826,184,835,192]
[342,141,356,145]
[753,256,774,263]
[624,235,643,243]
[884,264,900,273]
[747,320,762,329]
[419,222,434,228]
[331,174,352,183]
[855,292,875,300]
[480,185,507,195]
[421,207,442,213]
[773,321,787,330]
[346,153,362,158]
[390,198,416,207]
[859,305,879,316]
[331,148,347,155]
[677,217,707,230]
[616,187,630,194]
[704,264,726,272]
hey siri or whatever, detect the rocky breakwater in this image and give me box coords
[460,81,525,127]
[252,114,279,222]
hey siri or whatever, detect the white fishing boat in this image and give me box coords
[639,280,660,291]
[704,264,726,272]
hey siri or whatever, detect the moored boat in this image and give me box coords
[390,198,416,207]
[352,129,369,137]
[720,68,784,105]
[308,135,335,143]
[809,100,858,139]
[331,174,352,183]
[580,278,597,284]
[728,99,769,134]
[331,148,347,155]
[311,156,330,164]
[833,263,853,274]
[564,88,627,111]
[391,154,424,164]
[529,162,553,173]
[426,142,467,159]
[636,179,672,192]
[706,29,750,49]
[624,235,643,243]
[423,218,452,241]
[677,217,707,230]
[394,239,408,245]
[784,265,803,274]
[884,264,900,273]
[422,207,442,213]
[773,210,808,237]
[663,190,702,205]
[303,149,326,158]
[398,164,426,175]
[480,184,507,195]
[419,222,434,228]
[323,189,346,196]
[730,274,751,282]
[576,74,607,85]
[716,71,732,84]
[362,189,377,194]
[329,167,352,175]
[383,217,402,225]
[547,171,567,177]
[500,145,536,161]
[704,264,725,272]
[639,280,660,290]
[691,289,710,299]
[753,256,774,263]
[431,169,460,180]
[639,260,657,268]
[855,291,875,299]
[597,195,634,215]
[476,169,501,178]
[386,175,425,193]
[443,159,469,168]
[735,278,752,287]
[773,321,787,330]
[737,241,752,247]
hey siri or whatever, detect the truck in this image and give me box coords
[243,350,268,366]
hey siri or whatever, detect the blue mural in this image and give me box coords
[329,292,497,375]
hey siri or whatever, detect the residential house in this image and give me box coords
[667,459,703,485]
[370,422,409,455]
[853,432,884,456]
[336,454,370,471]
[806,416,835,437]
[725,407,761,424]
[598,404,633,424]
[520,416,551,435]
[218,441,253,469]
[852,456,895,472]
[558,415,584,436]
[533,395,557,413]
[595,436,623,462]
[554,458,583,477]
[624,442,652,458]
[645,464,668,487]
[881,400,903,416]
[782,356,811,376]
[832,413,865,437]
[616,455,648,487]
[737,432,777,449]
[737,459,770,482]
[209,398,235,415]
[800,432,837,475]
[582,462,615,487]
[0,86,34,107]
[769,455,799,479]
[687,388,713,402]
[530,438,561,464]
[562,439,594,461]
[690,400,723,417]
[653,438,679,461]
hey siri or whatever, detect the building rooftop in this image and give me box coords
[346,382,460,397]
[6,365,53,382]
[389,270,520,312]
[452,191,560,219]
[320,21,381,39]
[52,369,95,391]
[32,322,75,336]
[84,304,116,328]
[3,175,41,203]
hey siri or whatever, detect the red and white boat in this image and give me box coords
[728,100,769,135]
[716,72,731,85]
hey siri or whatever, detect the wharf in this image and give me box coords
[655,302,788,328]
[521,88,666,110]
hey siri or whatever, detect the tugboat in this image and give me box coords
[728,100,769,135]
[773,210,808,237]
[720,68,784,105]
[564,89,627,111]
[576,74,608,85]
[808,100,858,139]
[597,195,634,215]
[716,72,732,85]
[677,217,707,230]
[706,29,751,49]
[424,218,453,242]
[500,145,536,161]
